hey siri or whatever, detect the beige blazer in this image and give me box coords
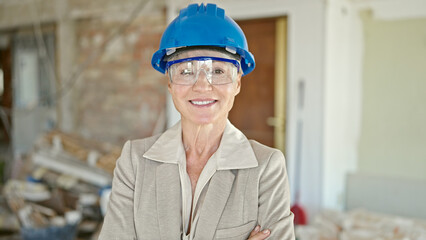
[99,121,295,240]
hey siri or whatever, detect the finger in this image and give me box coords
[248,229,270,240]
[249,225,260,237]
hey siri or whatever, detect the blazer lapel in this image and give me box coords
[195,170,236,239]
[156,163,182,239]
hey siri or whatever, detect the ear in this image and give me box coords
[234,75,242,96]
[167,78,172,93]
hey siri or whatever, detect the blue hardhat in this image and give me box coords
[151,3,255,76]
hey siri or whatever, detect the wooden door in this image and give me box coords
[229,17,287,152]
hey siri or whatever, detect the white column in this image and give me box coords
[322,0,362,210]
[56,0,77,132]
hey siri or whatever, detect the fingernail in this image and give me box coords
[255,225,260,231]
[263,229,270,234]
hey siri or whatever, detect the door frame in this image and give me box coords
[274,17,287,154]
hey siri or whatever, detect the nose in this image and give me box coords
[192,69,212,91]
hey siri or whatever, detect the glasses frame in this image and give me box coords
[166,56,241,86]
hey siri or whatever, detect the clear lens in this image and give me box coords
[168,57,238,85]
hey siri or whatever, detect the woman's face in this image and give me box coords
[167,49,242,125]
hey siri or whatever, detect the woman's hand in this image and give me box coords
[248,225,270,239]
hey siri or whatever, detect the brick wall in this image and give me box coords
[0,0,168,147]
[74,9,168,144]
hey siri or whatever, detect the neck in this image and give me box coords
[181,119,227,158]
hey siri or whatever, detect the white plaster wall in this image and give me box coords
[322,0,426,211]
[321,0,426,211]
[354,0,426,20]
[355,3,426,181]
[323,0,362,210]
[283,1,325,220]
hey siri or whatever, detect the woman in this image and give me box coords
[99,3,295,240]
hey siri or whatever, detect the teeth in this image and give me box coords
[191,100,215,105]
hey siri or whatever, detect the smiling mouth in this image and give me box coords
[189,100,217,106]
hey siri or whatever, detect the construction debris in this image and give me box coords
[0,130,120,239]
[296,209,426,240]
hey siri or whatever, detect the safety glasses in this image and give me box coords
[166,56,240,85]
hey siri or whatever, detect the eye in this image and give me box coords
[213,68,224,74]
[181,68,194,75]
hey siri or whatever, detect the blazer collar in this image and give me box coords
[143,120,258,170]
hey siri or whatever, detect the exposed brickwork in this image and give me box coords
[74,10,168,145]
[0,0,169,146]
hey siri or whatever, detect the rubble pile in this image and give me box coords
[296,209,426,240]
[0,130,121,240]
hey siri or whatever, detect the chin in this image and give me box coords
[187,113,220,125]
[191,117,214,125]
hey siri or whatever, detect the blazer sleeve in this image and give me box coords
[98,140,137,240]
[257,150,295,239]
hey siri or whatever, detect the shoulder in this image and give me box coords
[118,134,162,168]
[115,134,163,174]
[248,139,286,168]
[128,133,162,155]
